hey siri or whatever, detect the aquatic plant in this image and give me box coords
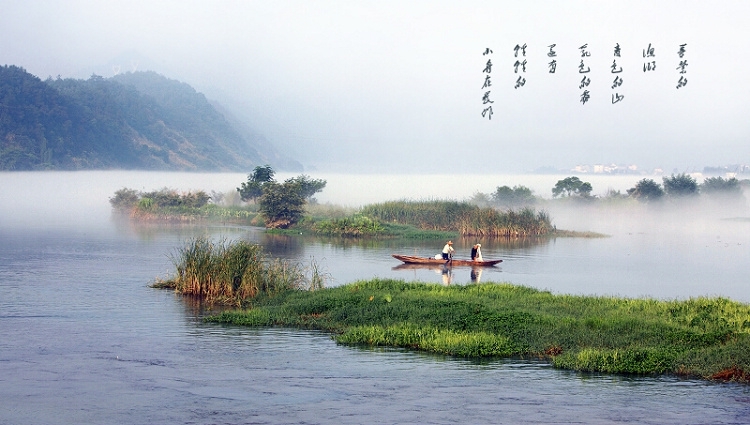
[158,237,316,304]
[361,200,553,237]
[314,214,385,236]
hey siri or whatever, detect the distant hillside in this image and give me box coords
[0,65,301,171]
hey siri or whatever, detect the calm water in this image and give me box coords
[1,171,749,424]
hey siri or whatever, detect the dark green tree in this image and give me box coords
[492,185,536,207]
[662,173,698,197]
[237,164,276,203]
[579,182,593,197]
[701,176,741,195]
[627,178,664,202]
[250,164,275,182]
[258,180,306,228]
[285,174,327,201]
[552,176,592,198]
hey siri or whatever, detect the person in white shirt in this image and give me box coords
[441,241,454,260]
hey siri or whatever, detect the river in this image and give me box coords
[1,171,749,424]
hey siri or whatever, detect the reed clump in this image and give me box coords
[155,237,326,304]
[313,214,385,237]
[207,279,750,382]
[360,200,553,237]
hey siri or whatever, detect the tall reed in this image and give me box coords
[361,200,553,237]
[167,237,310,304]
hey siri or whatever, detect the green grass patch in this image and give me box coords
[207,279,750,381]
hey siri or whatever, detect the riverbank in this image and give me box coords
[207,279,750,382]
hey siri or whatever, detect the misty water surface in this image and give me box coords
[2,171,750,424]
[1,171,748,301]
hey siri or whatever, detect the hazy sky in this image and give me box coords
[2,1,748,173]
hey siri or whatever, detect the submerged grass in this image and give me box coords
[207,279,750,381]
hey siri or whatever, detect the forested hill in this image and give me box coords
[0,65,301,171]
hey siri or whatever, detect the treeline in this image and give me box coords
[0,65,297,171]
[471,174,748,208]
[626,174,745,202]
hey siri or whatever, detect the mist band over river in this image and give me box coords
[2,170,747,301]
[1,171,749,424]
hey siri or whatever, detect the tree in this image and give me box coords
[492,185,536,207]
[237,164,275,203]
[627,178,664,202]
[285,174,327,201]
[578,182,593,197]
[469,192,491,207]
[250,164,275,182]
[242,168,328,227]
[258,180,306,228]
[701,177,741,196]
[552,176,592,198]
[109,187,140,210]
[662,173,698,197]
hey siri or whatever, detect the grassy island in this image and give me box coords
[112,187,569,239]
[207,279,750,382]
[153,239,748,382]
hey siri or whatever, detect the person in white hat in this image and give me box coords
[441,241,454,260]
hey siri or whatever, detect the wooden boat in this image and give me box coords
[392,254,502,267]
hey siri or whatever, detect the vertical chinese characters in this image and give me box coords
[643,43,656,72]
[476,41,690,112]
[611,43,624,104]
[514,43,527,89]
[548,44,557,73]
[579,44,591,104]
[676,44,688,89]
[481,48,494,120]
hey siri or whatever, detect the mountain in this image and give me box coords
[0,65,301,171]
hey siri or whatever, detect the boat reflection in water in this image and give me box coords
[392,262,488,285]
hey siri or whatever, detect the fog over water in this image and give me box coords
[2,171,748,303]
[2,171,750,424]
[0,170,690,222]
[3,2,750,421]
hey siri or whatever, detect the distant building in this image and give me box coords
[572,163,641,174]
[703,164,750,176]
